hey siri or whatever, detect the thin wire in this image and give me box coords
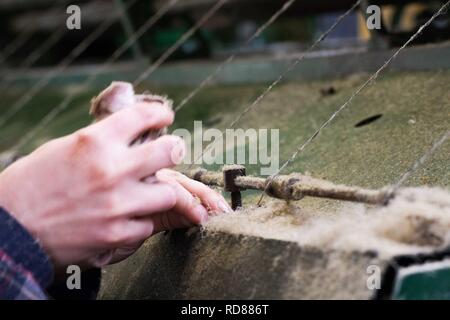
[133,0,229,87]
[14,0,228,150]
[388,69,450,190]
[188,0,362,168]
[393,130,449,190]
[0,27,67,93]
[13,0,224,151]
[257,0,450,205]
[0,31,33,67]
[0,0,61,67]
[174,0,298,112]
[0,0,140,129]
[382,129,450,282]
[389,70,450,190]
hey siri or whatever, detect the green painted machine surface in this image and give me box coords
[393,260,450,300]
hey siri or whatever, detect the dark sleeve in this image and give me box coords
[47,267,102,300]
[0,207,53,300]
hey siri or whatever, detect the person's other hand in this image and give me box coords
[0,101,230,270]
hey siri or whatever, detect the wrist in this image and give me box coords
[0,165,41,241]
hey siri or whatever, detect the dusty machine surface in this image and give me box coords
[98,189,450,300]
[99,230,385,300]
[97,65,450,300]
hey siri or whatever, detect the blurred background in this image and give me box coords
[1,0,450,66]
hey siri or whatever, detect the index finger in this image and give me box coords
[93,102,174,143]
[157,169,232,213]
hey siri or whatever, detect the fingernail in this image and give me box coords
[218,200,233,213]
[193,205,209,223]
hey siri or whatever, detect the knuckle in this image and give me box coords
[85,149,123,188]
[87,163,117,189]
[68,130,102,162]
[73,129,98,149]
[102,192,123,213]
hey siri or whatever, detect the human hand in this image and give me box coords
[0,101,229,270]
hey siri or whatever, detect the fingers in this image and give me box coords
[168,181,209,224]
[109,218,156,248]
[93,102,174,144]
[98,179,212,256]
[159,181,208,224]
[125,180,208,225]
[156,169,232,213]
[122,219,156,244]
[129,135,186,178]
[120,182,178,216]
[148,212,193,234]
